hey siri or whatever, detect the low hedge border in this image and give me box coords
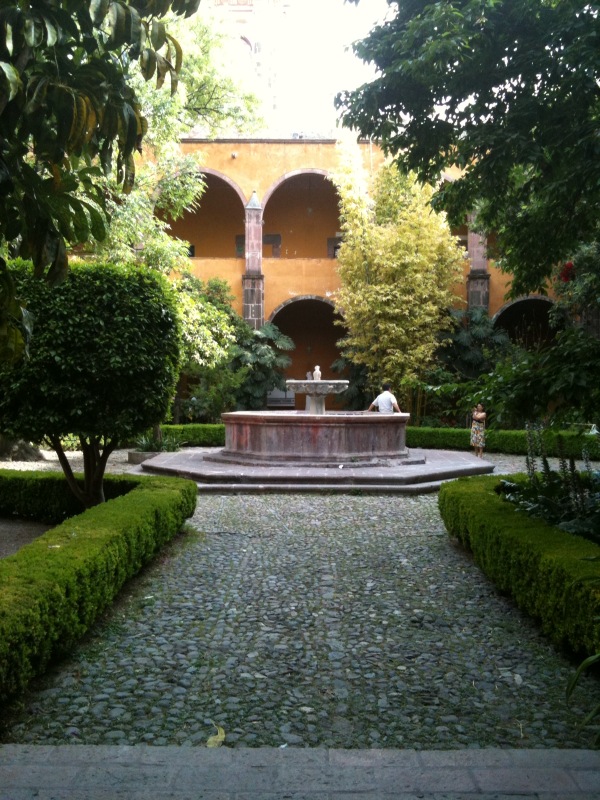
[160,424,226,448]
[438,475,600,657]
[0,471,197,705]
[407,427,600,458]
[158,423,600,460]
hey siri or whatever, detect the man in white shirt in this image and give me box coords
[368,383,401,413]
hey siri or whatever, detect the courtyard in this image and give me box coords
[2,451,599,751]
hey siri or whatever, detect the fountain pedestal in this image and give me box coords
[286,379,349,415]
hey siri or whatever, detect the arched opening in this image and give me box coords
[271,297,346,409]
[166,173,245,258]
[494,297,556,349]
[263,173,340,259]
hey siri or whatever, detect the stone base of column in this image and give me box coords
[242,273,264,329]
[467,271,490,311]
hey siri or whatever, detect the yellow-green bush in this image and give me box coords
[0,472,197,705]
[438,475,600,656]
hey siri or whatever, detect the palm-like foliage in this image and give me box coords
[0,0,199,360]
[437,307,511,381]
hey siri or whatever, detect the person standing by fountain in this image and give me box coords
[470,403,487,457]
[368,383,401,414]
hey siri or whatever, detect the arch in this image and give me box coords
[269,294,335,321]
[198,168,247,207]
[493,295,556,348]
[166,171,246,259]
[262,171,341,260]
[270,296,346,407]
[262,167,331,207]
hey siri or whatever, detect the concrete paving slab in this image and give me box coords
[3,746,600,799]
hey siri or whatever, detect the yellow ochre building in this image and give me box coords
[168,137,554,382]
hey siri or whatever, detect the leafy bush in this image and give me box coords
[174,279,294,421]
[135,433,181,453]
[0,470,136,524]
[438,475,600,657]
[406,425,600,459]
[0,261,181,507]
[161,423,225,447]
[496,426,600,543]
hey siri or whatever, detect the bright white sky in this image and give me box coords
[204,0,390,136]
[273,0,389,135]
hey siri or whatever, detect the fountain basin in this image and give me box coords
[208,410,411,466]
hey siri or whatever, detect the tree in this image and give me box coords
[436,307,511,381]
[336,0,600,296]
[473,243,600,427]
[175,276,235,375]
[85,13,260,272]
[231,321,295,410]
[0,0,200,272]
[0,261,181,507]
[0,0,199,360]
[173,278,294,422]
[136,13,260,142]
[333,155,463,396]
[475,328,600,428]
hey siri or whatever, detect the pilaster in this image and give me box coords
[467,220,489,311]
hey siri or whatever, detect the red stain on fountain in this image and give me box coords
[210,377,412,467]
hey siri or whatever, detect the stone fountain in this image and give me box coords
[207,372,412,466]
[141,369,495,491]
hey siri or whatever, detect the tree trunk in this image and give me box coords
[49,435,116,509]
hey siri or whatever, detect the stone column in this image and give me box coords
[243,190,264,329]
[466,219,490,311]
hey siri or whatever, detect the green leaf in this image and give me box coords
[140,48,157,81]
[0,61,22,102]
[90,0,110,26]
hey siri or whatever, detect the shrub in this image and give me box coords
[0,471,197,705]
[438,475,600,656]
[0,261,181,507]
[406,426,600,459]
[160,423,226,447]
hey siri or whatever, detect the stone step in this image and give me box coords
[193,480,444,494]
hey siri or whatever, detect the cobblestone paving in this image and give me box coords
[3,459,600,750]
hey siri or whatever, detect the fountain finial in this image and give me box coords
[313,365,321,380]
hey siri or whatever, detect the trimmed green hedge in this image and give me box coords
[160,423,225,447]
[0,471,197,705]
[407,426,600,459]
[0,470,139,524]
[438,475,600,657]
[158,423,600,459]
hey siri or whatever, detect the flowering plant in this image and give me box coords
[559,261,575,282]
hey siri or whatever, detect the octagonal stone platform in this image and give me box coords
[141,447,495,494]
